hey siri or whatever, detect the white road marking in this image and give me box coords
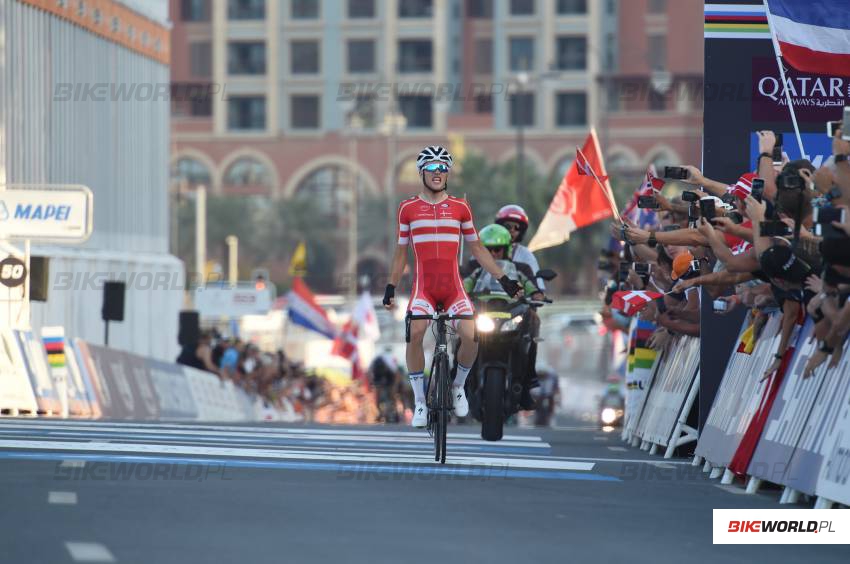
[607,446,628,452]
[48,491,78,505]
[60,460,86,469]
[649,462,676,469]
[65,542,115,562]
[0,422,546,449]
[0,439,593,471]
[593,437,608,441]
[0,420,543,442]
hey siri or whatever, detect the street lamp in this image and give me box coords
[513,71,531,200]
[379,109,407,260]
[341,101,364,298]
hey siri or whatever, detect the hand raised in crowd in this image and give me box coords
[799,168,816,192]
[831,205,850,236]
[697,217,717,238]
[762,355,782,382]
[680,165,706,186]
[834,127,850,156]
[813,166,836,195]
[805,274,823,294]
[672,277,696,293]
[757,130,777,155]
[709,216,736,233]
[715,295,740,315]
[744,195,767,222]
[804,349,828,379]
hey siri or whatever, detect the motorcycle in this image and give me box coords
[464,269,557,441]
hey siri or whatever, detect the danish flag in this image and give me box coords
[611,290,663,316]
[727,173,757,201]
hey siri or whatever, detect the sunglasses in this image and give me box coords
[422,163,449,174]
[503,223,522,232]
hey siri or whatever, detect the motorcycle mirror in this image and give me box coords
[536,268,558,281]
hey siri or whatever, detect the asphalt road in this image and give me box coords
[0,417,845,564]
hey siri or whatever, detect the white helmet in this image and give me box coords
[416,146,453,171]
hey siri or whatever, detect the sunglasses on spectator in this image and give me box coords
[422,163,449,174]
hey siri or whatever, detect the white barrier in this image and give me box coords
[0,329,39,415]
[633,335,700,449]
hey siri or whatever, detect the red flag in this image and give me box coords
[623,166,665,218]
[332,319,366,384]
[528,130,614,251]
[611,291,663,316]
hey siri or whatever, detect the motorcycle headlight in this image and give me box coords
[601,407,618,425]
[500,315,524,332]
[476,314,496,333]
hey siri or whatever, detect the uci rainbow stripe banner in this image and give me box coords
[705,3,770,39]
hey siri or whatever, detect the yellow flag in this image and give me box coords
[289,242,307,277]
[448,133,465,170]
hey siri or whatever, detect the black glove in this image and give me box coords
[383,284,395,306]
[498,275,521,298]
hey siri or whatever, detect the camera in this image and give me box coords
[814,207,847,238]
[720,193,737,206]
[681,191,699,203]
[633,262,651,275]
[751,178,765,202]
[777,174,803,191]
[760,220,792,237]
[712,299,728,313]
[664,166,690,180]
[637,195,660,209]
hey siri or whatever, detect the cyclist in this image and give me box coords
[495,204,545,298]
[383,146,524,428]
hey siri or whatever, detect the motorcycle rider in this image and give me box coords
[494,204,545,298]
[463,224,540,409]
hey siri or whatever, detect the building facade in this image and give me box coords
[170,0,703,279]
[0,0,182,360]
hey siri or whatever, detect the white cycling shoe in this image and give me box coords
[412,401,427,428]
[452,386,469,417]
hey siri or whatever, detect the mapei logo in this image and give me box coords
[727,521,835,534]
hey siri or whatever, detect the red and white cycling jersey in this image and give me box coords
[397,195,478,316]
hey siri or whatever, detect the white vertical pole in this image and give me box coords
[762,0,806,158]
[196,185,207,286]
[226,235,238,287]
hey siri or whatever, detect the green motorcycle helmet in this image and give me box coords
[479,224,512,251]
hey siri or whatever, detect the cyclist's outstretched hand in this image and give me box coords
[498,276,523,299]
[383,284,395,310]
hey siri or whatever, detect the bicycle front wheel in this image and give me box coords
[438,353,450,464]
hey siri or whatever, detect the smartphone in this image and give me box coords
[662,224,681,232]
[690,259,700,274]
[633,262,651,275]
[618,263,632,283]
[721,193,737,205]
[664,166,690,180]
[681,191,699,203]
[828,120,842,138]
[637,195,660,209]
[726,211,744,225]
[760,220,792,237]
[813,207,847,238]
[751,178,765,202]
[843,106,850,141]
[713,299,728,313]
[699,198,716,221]
[772,132,784,165]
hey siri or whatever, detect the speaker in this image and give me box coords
[102,281,126,322]
[29,256,49,302]
[178,310,200,347]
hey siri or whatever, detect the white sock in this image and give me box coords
[409,372,425,403]
[453,363,472,388]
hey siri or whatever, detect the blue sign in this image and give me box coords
[749,132,835,170]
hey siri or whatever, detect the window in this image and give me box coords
[228,42,266,75]
[398,0,432,18]
[467,0,492,18]
[604,33,616,71]
[291,40,320,74]
[172,158,212,188]
[556,92,586,126]
[190,41,212,77]
[292,0,319,19]
[227,0,264,20]
[398,40,432,73]
[398,95,432,127]
[348,0,375,18]
[648,34,666,70]
[510,0,534,16]
[474,39,493,74]
[648,0,666,14]
[555,36,586,70]
[347,40,375,73]
[509,37,534,71]
[291,95,321,129]
[475,94,492,113]
[509,92,534,127]
[180,0,210,22]
[606,0,616,15]
[224,158,272,188]
[228,96,266,130]
[556,0,586,14]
